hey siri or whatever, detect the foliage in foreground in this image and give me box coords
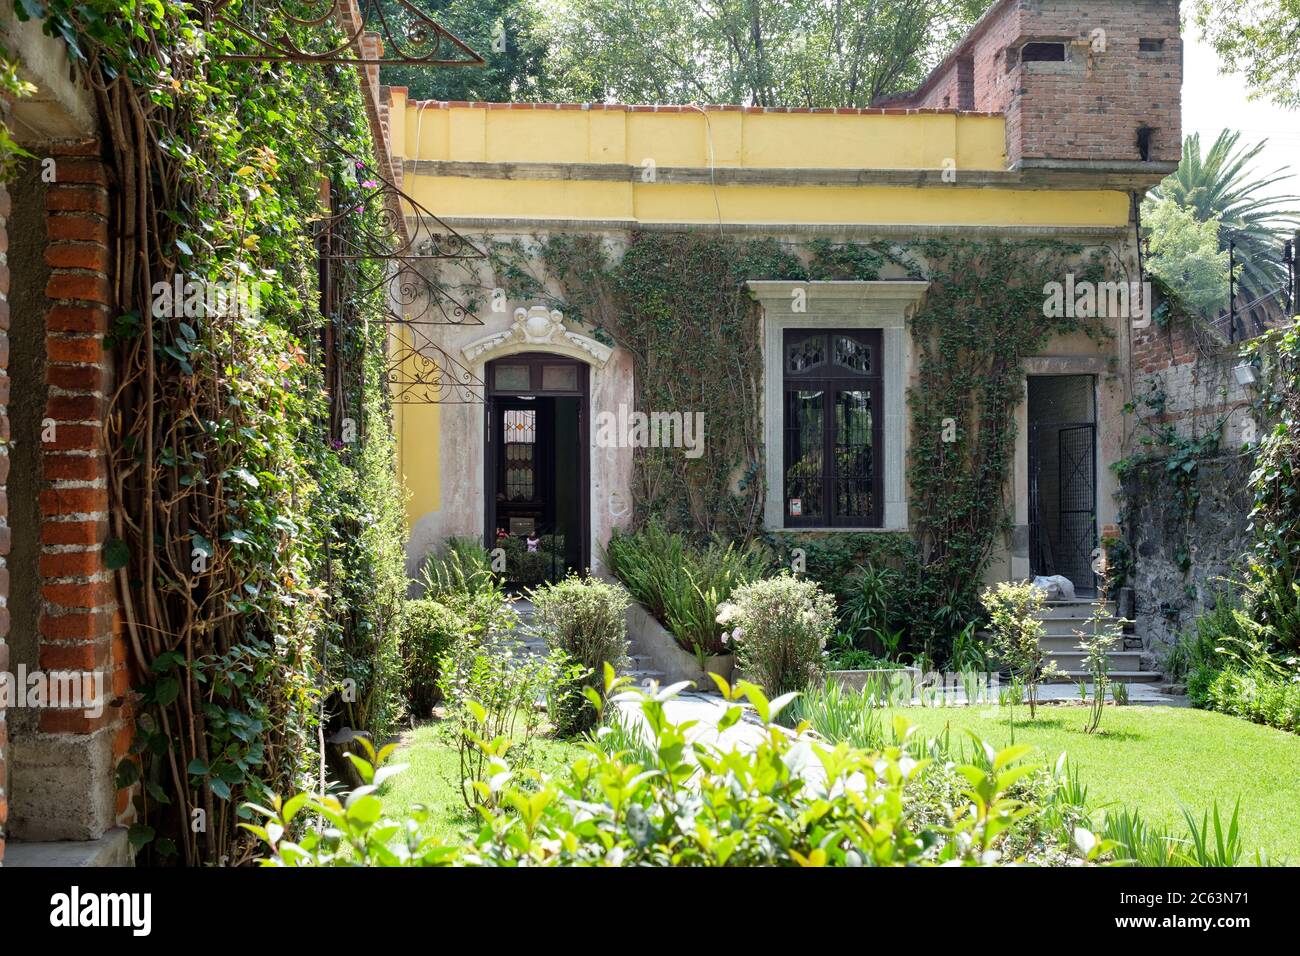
[245,672,1107,866]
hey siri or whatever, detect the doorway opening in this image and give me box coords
[484,354,588,587]
[1027,375,1097,595]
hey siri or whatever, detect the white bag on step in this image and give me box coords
[1031,574,1076,601]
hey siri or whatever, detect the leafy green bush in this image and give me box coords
[605,521,767,655]
[401,600,468,717]
[719,573,836,695]
[530,575,631,734]
[981,581,1057,717]
[436,634,563,810]
[245,674,1084,866]
[419,536,518,640]
[420,536,497,599]
[498,533,566,585]
[1192,664,1300,734]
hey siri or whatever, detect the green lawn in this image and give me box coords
[380,720,585,842]
[881,703,1300,863]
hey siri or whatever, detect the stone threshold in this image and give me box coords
[3,827,132,867]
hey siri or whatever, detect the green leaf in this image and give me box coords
[155,676,180,707]
[103,538,130,571]
[127,823,156,850]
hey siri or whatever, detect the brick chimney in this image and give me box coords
[897,0,1182,171]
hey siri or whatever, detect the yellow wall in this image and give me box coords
[390,96,1135,529]
[392,326,441,529]
[396,98,1007,171]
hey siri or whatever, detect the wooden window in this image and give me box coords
[782,329,884,528]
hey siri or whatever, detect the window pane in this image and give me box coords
[541,364,578,391]
[786,335,825,373]
[494,365,531,391]
[834,335,873,374]
[503,409,536,500]
[834,389,873,519]
[784,390,824,520]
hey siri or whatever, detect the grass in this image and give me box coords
[379,719,585,842]
[881,703,1300,863]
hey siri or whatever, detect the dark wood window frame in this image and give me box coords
[782,328,885,528]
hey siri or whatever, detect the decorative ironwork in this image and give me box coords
[387,322,484,404]
[340,258,484,326]
[314,130,484,261]
[211,0,486,67]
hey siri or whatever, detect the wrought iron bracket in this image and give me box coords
[387,322,484,404]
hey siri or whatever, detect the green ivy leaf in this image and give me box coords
[104,537,130,571]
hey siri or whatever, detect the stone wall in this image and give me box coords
[1122,453,1254,657]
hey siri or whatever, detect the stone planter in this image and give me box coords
[827,667,921,703]
[625,601,710,687]
[703,653,735,684]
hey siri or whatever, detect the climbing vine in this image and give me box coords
[19,0,407,864]
[468,232,1110,650]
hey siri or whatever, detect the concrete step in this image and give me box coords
[1038,600,1116,619]
[1041,670,1163,684]
[1039,616,1121,637]
[1043,649,1144,670]
[1039,632,1126,651]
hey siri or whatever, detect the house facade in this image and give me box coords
[391,0,1183,597]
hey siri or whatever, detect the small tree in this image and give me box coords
[981,581,1058,718]
[1077,582,1122,734]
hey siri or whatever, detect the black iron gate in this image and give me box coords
[1029,421,1097,594]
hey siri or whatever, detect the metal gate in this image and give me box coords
[1029,421,1097,594]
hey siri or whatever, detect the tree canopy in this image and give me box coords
[379,0,992,107]
[1194,0,1300,110]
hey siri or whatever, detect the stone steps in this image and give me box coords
[1041,669,1164,684]
[1033,599,1160,684]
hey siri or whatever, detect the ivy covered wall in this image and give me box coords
[429,227,1125,652]
[8,0,410,864]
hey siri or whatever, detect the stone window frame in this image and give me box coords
[747,280,929,532]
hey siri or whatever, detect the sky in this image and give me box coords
[1181,26,1300,203]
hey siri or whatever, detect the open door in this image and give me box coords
[1027,375,1097,594]
[484,354,589,586]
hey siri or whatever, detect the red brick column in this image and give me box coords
[37,143,134,836]
[0,162,12,865]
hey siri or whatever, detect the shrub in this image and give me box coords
[401,599,468,717]
[499,533,566,585]
[420,536,497,599]
[420,536,518,640]
[530,575,631,734]
[245,677,1078,866]
[605,521,767,655]
[980,581,1057,717]
[436,633,563,810]
[783,679,884,749]
[720,573,836,695]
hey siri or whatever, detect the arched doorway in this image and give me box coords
[484,353,590,585]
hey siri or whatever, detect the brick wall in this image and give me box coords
[35,142,133,838]
[900,0,1181,167]
[1132,314,1251,442]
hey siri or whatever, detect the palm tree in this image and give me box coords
[1148,130,1299,328]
